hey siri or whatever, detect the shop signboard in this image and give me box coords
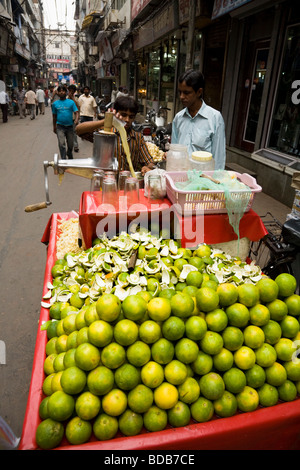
[153,3,176,40]
[211,0,253,20]
[131,0,152,21]
[179,0,201,24]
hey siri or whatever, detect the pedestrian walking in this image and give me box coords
[171,69,226,170]
[44,88,49,107]
[78,86,97,123]
[15,85,26,118]
[25,87,37,120]
[0,88,9,123]
[52,85,79,160]
[36,86,45,115]
[68,84,80,152]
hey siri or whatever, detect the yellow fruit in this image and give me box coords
[51,371,64,393]
[234,346,256,370]
[226,303,249,328]
[154,382,178,409]
[164,360,188,385]
[84,303,100,326]
[213,390,238,418]
[237,283,259,307]
[147,297,172,322]
[255,343,277,368]
[141,361,164,388]
[200,331,224,355]
[243,325,265,349]
[177,377,200,404]
[217,283,238,307]
[213,347,234,372]
[60,366,87,395]
[102,388,127,416]
[265,362,287,386]
[101,342,126,369]
[170,293,195,318]
[284,294,300,316]
[75,391,101,420]
[55,335,68,353]
[266,299,288,321]
[75,342,101,371]
[35,418,64,450]
[194,244,211,258]
[205,309,228,332]
[96,294,122,322]
[62,313,78,335]
[128,384,154,413]
[42,374,55,396]
[88,320,114,347]
[236,386,259,412]
[44,353,57,376]
[196,287,219,313]
[249,304,270,326]
[256,277,279,303]
[122,294,148,322]
[139,320,162,344]
[65,416,92,445]
[53,354,65,372]
[113,319,139,346]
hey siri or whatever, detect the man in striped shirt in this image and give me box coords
[76,96,155,175]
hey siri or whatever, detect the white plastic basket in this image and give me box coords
[165,171,262,215]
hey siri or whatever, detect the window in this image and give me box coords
[268,24,300,158]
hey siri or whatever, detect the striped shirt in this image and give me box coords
[115,128,154,171]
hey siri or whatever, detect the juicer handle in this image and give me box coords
[24,202,49,212]
[103,111,114,133]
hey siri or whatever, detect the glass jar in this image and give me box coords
[90,169,104,192]
[189,151,215,171]
[166,144,190,171]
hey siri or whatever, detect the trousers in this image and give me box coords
[56,124,74,159]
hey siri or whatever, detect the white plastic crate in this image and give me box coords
[165,171,262,215]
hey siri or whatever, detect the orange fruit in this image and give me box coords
[164,360,188,385]
[170,293,195,318]
[245,364,266,388]
[84,303,100,326]
[35,418,64,450]
[226,303,249,328]
[122,294,148,322]
[47,321,59,340]
[174,338,199,364]
[249,304,270,326]
[222,326,244,351]
[278,380,297,402]
[60,366,87,395]
[102,388,127,416]
[205,309,228,332]
[196,287,219,313]
[42,374,55,396]
[256,277,279,303]
[154,382,178,409]
[190,397,214,423]
[75,391,101,420]
[93,413,119,441]
[128,384,154,413]
[96,293,121,322]
[188,256,205,270]
[65,416,92,445]
[186,271,203,288]
[75,342,101,371]
[199,372,225,400]
[47,390,75,422]
[217,283,238,307]
[75,307,88,330]
[60,305,78,320]
[175,282,187,292]
[39,397,50,420]
[266,299,288,321]
[66,331,78,350]
[265,362,287,386]
[101,342,126,369]
[283,360,300,381]
[119,409,143,437]
[113,319,139,346]
[55,335,68,353]
[141,361,164,388]
[143,405,168,432]
[49,302,62,321]
[194,244,212,258]
[177,377,200,404]
[280,315,300,338]
[162,316,185,341]
[213,347,234,372]
[114,363,141,390]
[243,325,265,349]
[62,313,78,335]
[88,320,113,347]
[213,390,238,418]
[183,285,199,297]
[51,371,64,393]
[255,343,277,368]
[223,367,246,394]
[262,320,282,345]
[274,338,296,361]
[275,273,297,297]
[147,297,172,322]
[127,341,151,367]
[237,283,259,307]
[46,338,58,357]
[234,346,256,370]
[168,401,191,427]
[139,320,162,344]
[236,386,259,412]
[258,383,278,407]
[55,320,65,337]
[151,338,175,364]
[191,351,213,376]
[159,288,176,300]
[87,365,114,396]
[44,353,58,376]
[76,327,89,345]
[199,331,223,355]
[284,294,300,316]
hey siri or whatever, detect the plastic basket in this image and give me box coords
[165,171,262,215]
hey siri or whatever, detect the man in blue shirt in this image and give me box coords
[52,85,79,159]
[172,69,226,170]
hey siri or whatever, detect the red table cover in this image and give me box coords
[19,212,300,450]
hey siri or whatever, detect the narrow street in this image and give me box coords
[0,106,92,440]
[0,105,292,443]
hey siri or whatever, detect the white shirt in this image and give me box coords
[0,91,9,104]
[172,100,226,170]
[78,94,97,117]
[36,88,45,103]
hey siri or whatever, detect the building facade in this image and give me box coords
[45,28,76,87]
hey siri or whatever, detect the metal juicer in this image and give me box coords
[25,113,117,212]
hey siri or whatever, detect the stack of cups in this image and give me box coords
[90,169,105,192]
[118,171,131,191]
[124,177,140,207]
[102,177,118,206]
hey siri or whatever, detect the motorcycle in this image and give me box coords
[133,106,172,151]
[96,95,113,119]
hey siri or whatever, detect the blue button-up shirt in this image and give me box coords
[171,100,226,170]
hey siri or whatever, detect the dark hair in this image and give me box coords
[68,84,77,91]
[57,85,67,92]
[113,96,139,115]
[178,69,205,92]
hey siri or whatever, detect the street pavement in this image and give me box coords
[0,106,293,444]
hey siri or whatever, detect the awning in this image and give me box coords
[81,11,104,31]
[212,0,253,20]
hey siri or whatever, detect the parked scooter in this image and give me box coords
[133,106,172,150]
[96,95,112,119]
